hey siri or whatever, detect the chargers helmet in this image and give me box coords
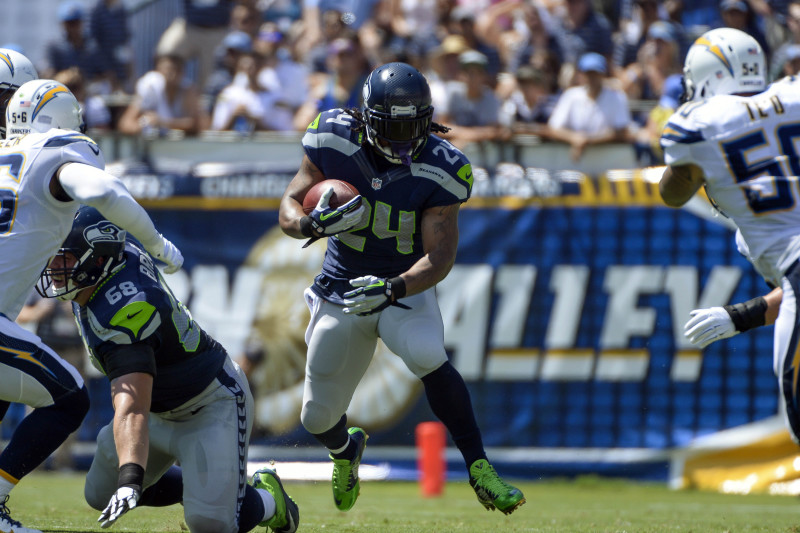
[682,27,766,101]
[38,207,127,301]
[361,62,434,165]
[5,79,84,139]
[0,48,37,137]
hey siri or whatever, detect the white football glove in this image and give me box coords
[343,276,410,316]
[309,186,365,236]
[148,234,183,274]
[98,486,140,528]
[684,307,739,348]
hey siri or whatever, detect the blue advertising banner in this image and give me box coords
[10,167,776,480]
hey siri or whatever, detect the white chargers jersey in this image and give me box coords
[0,129,104,319]
[662,76,800,284]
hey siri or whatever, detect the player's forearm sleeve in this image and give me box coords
[57,162,164,254]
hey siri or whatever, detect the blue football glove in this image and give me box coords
[343,275,410,316]
[309,186,365,236]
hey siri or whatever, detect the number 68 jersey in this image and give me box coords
[0,129,104,319]
[661,76,800,283]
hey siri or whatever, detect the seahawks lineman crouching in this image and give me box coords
[0,61,182,531]
[279,62,525,516]
[40,207,299,533]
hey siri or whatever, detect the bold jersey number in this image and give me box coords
[337,198,416,254]
[721,123,800,214]
[0,153,25,234]
[105,281,138,305]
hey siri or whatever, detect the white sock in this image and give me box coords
[329,436,350,456]
[0,477,15,501]
[258,488,277,522]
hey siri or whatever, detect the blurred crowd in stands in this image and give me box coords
[10,0,800,165]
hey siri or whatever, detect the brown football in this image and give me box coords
[302,179,360,214]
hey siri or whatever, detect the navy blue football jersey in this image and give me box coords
[74,241,226,412]
[303,109,473,288]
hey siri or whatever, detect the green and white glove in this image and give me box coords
[343,275,410,316]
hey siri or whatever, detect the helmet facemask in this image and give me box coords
[364,104,433,165]
[37,216,126,301]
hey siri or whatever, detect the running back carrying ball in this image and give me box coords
[302,179,360,214]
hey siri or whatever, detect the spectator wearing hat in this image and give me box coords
[293,35,370,130]
[204,31,254,113]
[118,54,209,137]
[41,1,106,87]
[720,0,770,55]
[547,52,632,161]
[438,49,511,148]
[771,0,800,80]
[155,0,234,88]
[89,0,132,92]
[427,34,470,112]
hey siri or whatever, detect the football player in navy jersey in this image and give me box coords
[0,68,181,531]
[40,207,299,533]
[279,62,525,515]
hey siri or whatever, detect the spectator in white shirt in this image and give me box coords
[547,52,631,161]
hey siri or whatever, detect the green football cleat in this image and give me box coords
[330,427,368,511]
[252,467,299,533]
[469,459,526,515]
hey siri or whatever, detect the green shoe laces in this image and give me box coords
[332,457,357,492]
[471,461,513,498]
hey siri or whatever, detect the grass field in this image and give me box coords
[11,472,800,532]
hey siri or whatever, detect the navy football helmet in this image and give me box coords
[361,62,433,165]
[38,207,127,300]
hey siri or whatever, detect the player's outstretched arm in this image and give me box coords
[659,163,705,207]
[99,370,153,528]
[684,287,782,348]
[53,162,183,273]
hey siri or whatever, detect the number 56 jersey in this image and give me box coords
[0,129,104,319]
[661,76,800,283]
